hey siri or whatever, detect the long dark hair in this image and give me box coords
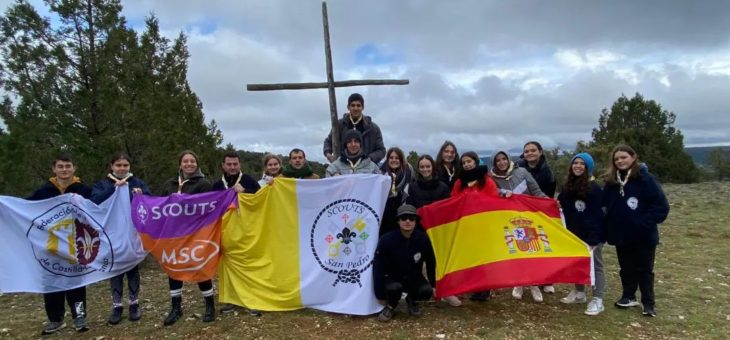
[604,145,641,185]
[459,151,487,190]
[562,158,592,200]
[435,140,460,176]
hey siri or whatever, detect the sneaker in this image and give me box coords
[129,303,141,321]
[560,290,587,304]
[442,295,462,306]
[543,285,556,293]
[406,297,421,316]
[220,303,238,314]
[584,297,605,316]
[41,321,66,335]
[614,297,641,308]
[529,286,543,302]
[377,306,395,322]
[512,287,524,300]
[108,306,123,325]
[73,316,89,332]
[642,305,657,317]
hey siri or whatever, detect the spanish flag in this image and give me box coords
[419,191,592,298]
[218,175,390,315]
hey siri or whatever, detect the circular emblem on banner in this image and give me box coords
[27,203,113,277]
[310,199,380,287]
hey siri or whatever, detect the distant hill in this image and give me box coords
[685,146,730,166]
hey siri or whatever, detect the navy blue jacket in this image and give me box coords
[90,175,151,204]
[407,177,450,209]
[373,229,436,300]
[28,180,92,200]
[517,155,556,198]
[602,167,669,246]
[558,181,604,246]
[211,173,260,193]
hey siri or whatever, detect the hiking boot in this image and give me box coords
[220,303,238,314]
[584,297,605,316]
[614,297,641,309]
[441,295,462,306]
[73,316,89,332]
[406,297,421,316]
[512,287,524,299]
[377,306,395,322]
[470,291,490,302]
[41,321,66,335]
[129,303,141,321]
[164,296,183,326]
[202,296,216,322]
[529,286,543,302]
[108,306,123,325]
[642,305,657,317]
[542,285,556,293]
[560,289,587,304]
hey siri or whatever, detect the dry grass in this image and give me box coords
[1,182,729,339]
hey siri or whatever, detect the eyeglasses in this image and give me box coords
[399,215,417,222]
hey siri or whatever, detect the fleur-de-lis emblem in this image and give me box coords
[336,227,357,245]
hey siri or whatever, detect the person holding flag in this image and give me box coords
[160,150,215,325]
[28,153,92,335]
[90,152,151,325]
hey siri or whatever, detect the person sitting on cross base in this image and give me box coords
[323,92,385,164]
[282,148,320,179]
[325,129,380,177]
[212,151,260,194]
[373,204,437,322]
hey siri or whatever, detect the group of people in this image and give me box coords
[24,92,669,335]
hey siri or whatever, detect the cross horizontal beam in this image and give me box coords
[247,79,409,91]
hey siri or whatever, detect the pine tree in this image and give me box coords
[589,93,697,183]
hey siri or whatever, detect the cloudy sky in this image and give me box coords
[3,0,730,161]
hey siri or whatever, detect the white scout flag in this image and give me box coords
[0,187,146,293]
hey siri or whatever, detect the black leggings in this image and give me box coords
[44,286,86,322]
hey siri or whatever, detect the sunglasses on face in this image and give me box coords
[399,215,417,222]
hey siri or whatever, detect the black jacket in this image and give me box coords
[211,173,260,193]
[602,167,669,246]
[407,177,450,208]
[373,229,436,300]
[161,172,211,195]
[517,155,556,198]
[90,176,151,204]
[323,114,386,164]
[28,180,92,201]
[558,181,604,246]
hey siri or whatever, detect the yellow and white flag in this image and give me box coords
[218,174,389,315]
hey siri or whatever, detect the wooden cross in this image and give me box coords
[246,1,409,158]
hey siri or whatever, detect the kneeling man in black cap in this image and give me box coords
[373,204,436,322]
